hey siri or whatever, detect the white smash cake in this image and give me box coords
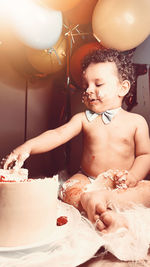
[0,169,58,247]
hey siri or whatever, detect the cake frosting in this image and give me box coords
[0,169,58,247]
[0,168,28,182]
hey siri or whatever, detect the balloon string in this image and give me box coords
[66,35,72,86]
[146,64,150,108]
[64,24,90,44]
[64,35,72,171]
[46,48,61,65]
[63,22,92,172]
[67,32,90,36]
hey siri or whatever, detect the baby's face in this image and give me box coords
[82,62,123,113]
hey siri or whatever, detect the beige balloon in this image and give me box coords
[92,0,150,51]
[26,34,67,74]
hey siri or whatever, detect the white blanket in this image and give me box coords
[98,205,150,261]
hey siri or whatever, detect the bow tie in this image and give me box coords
[85,107,121,124]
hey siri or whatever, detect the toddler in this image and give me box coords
[2,49,150,209]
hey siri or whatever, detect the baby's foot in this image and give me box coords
[96,210,129,233]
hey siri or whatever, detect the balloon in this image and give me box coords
[36,0,81,11]
[3,37,37,78]
[70,41,105,87]
[10,0,62,50]
[92,0,150,51]
[26,34,67,74]
[0,21,37,78]
[64,0,98,25]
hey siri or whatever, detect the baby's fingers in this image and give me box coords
[13,153,29,170]
[0,156,7,168]
[2,153,18,170]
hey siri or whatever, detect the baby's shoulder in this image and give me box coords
[122,110,148,126]
[71,112,86,122]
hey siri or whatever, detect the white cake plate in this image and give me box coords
[0,201,103,267]
[0,200,81,252]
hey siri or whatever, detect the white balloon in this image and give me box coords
[9,0,62,50]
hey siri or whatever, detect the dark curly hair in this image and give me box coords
[82,49,136,104]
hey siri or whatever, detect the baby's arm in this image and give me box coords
[126,116,150,187]
[2,113,83,169]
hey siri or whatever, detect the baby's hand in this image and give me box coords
[1,146,30,170]
[114,170,128,189]
[124,172,138,187]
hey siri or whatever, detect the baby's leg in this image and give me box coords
[59,173,91,209]
[97,180,150,211]
[81,180,150,223]
[113,180,150,209]
[95,181,150,233]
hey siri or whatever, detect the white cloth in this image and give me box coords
[100,205,150,261]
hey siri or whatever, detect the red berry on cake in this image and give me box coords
[57,216,68,226]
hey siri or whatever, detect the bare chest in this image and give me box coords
[83,116,135,148]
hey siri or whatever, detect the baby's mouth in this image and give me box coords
[88,96,101,102]
[89,98,100,104]
[90,98,97,102]
[83,93,102,103]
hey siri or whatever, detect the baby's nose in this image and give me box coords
[86,86,94,94]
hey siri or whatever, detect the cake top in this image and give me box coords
[0,168,28,182]
[0,169,58,184]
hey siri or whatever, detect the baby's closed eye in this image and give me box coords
[96,84,103,87]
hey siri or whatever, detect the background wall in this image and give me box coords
[0,45,67,177]
[132,36,150,126]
